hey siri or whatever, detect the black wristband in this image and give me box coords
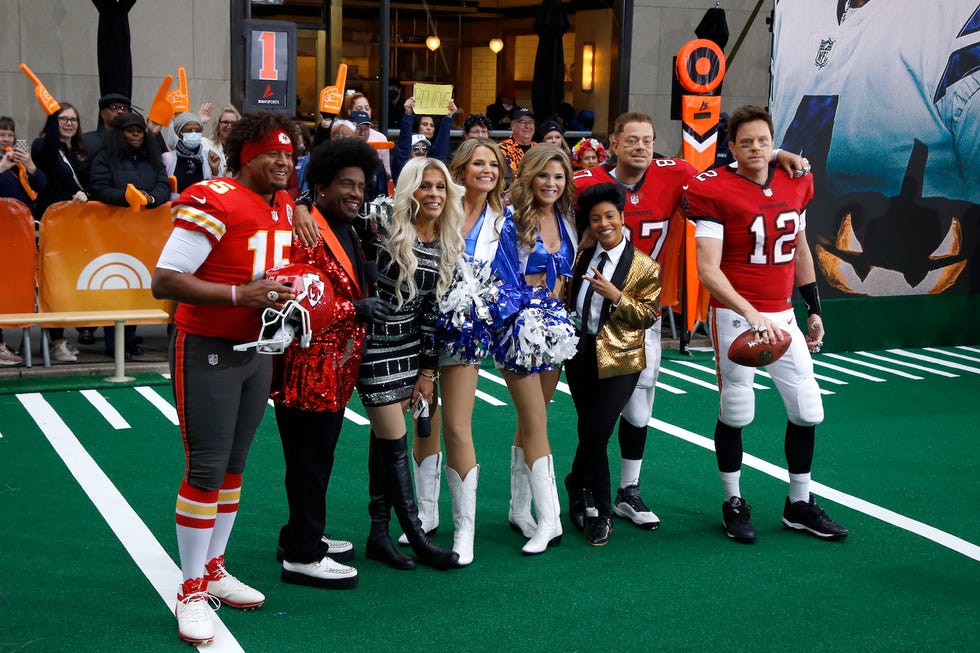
[295,190,313,210]
[799,282,822,316]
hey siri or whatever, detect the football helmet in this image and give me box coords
[233,263,331,354]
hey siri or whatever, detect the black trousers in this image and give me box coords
[565,334,640,517]
[274,404,345,563]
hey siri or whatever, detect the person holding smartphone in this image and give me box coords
[355,156,464,571]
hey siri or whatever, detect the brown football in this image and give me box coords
[727,329,792,367]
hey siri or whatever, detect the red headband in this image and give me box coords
[241,129,293,166]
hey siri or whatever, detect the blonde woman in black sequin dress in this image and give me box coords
[357,156,466,570]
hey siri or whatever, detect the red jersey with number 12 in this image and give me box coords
[574,159,696,306]
[171,177,294,341]
[685,166,814,312]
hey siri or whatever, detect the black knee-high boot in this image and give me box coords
[365,432,416,570]
[378,435,459,570]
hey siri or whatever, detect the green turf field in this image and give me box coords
[1,346,978,652]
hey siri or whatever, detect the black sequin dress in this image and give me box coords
[356,237,441,407]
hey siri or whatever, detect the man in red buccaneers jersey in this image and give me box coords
[152,111,298,645]
[571,112,810,533]
[688,104,848,546]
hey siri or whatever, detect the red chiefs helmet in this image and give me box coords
[233,263,332,354]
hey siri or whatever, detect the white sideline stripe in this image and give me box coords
[658,366,719,391]
[344,407,370,425]
[754,369,834,395]
[546,381,980,562]
[811,372,848,386]
[646,416,980,563]
[655,381,686,395]
[855,351,959,377]
[811,360,886,382]
[477,369,507,387]
[482,366,687,395]
[475,389,506,406]
[16,393,245,652]
[673,360,769,390]
[924,347,980,363]
[824,353,924,380]
[888,349,980,374]
[80,389,131,430]
[267,398,370,426]
[956,346,980,354]
[135,386,180,425]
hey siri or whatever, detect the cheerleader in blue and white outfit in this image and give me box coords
[403,138,509,566]
[490,145,578,555]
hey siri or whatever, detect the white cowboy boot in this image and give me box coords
[446,464,479,566]
[522,455,563,555]
[398,451,441,545]
[508,446,537,538]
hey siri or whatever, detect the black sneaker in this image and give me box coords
[782,496,849,541]
[613,484,660,530]
[722,496,756,543]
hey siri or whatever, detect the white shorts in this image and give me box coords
[709,306,823,428]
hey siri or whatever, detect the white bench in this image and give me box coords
[0,309,171,381]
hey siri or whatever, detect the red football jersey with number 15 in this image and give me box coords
[684,166,814,312]
[171,178,294,342]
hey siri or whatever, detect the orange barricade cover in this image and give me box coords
[0,198,38,318]
[38,201,174,318]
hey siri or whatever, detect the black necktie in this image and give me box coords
[581,251,609,335]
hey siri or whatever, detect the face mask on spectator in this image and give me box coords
[181,132,202,149]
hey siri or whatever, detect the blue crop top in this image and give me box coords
[523,210,575,292]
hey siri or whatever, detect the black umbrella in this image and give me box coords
[531,0,570,124]
[92,0,137,99]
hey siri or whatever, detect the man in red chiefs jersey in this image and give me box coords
[688,104,848,545]
[571,112,811,534]
[152,111,298,645]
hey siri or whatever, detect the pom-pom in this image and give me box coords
[436,258,499,363]
[492,287,579,373]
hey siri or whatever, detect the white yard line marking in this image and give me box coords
[475,389,506,406]
[887,349,980,374]
[824,353,924,380]
[754,369,834,395]
[924,347,980,363]
[16,393,244,652]
[812,359,886,382]
[655,381,686,395]
[134,386,180,425]
[268,398,369,426]
[956,346,980,355]
[344,407,370,425]
[658,366,720,391]
[855,351,959,377]
[477,368,507,386]
[80,389,131,430]
[647,417,980,563]
[672,360,772,389]
[545,378,980,562]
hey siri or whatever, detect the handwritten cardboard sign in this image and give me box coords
[413,83,453,115]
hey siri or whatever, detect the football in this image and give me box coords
[727,329,792,367]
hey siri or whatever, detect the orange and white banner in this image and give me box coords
[38,201,174,315]
[0,198,38,315]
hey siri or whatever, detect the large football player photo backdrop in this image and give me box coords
[770,0,979,308]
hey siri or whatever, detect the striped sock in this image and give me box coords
[206,473,242,562]
[175,481,218,582]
